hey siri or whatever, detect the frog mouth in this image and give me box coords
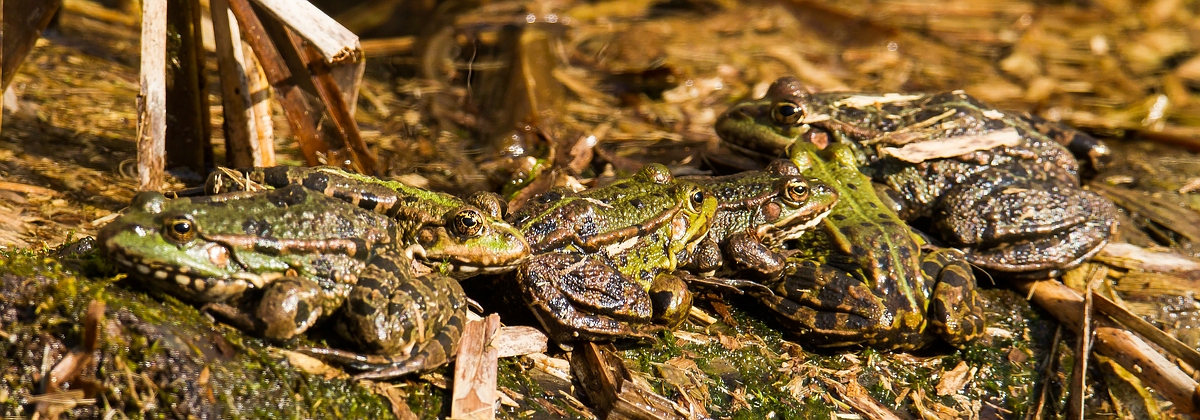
[760,207,834,247]
[402,244,520,277]
[106,248,255,302]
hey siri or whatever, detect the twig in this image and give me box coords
[1015,278,1200,415]
[287,29,379,174]
[228,0,327,167]
[249,0,361,64]
[1067,271,1100,420]
[211,0,260,167]
[136,0,167,190]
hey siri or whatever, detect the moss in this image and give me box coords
[0,246,394,419]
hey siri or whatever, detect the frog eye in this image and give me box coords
[451,209,485,237]
[770,101,804,125]
[686,188,707,211]
[782,178,810,204]
[163,216,197,243]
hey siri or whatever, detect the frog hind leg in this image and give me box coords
[935,171,1116,277]
[921,248,986,348]
[761,259,925,350]
[303,254,468,378]
[517,252,659,343]
[205,276,337,342]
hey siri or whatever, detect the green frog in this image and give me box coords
[756,143,986,349]
[677,159,839,278]
[508,164,718,343]
[97,186,467,379]
[716,77,1117,278]
[205,166,529,277]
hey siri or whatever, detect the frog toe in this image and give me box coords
[923,249,987,347]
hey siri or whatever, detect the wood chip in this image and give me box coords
[491,326,548,358]
[526,353,571,383]
[249,0,361,64]
[935,361,974,396]
[451,313,500,420]
[570,342,685,420]
[1096,242,1200,274]
[280,349,345,379]
[819,376,903,420]
[878,128,1021,163]
[1180,177,1200,194]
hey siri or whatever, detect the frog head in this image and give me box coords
[714,77,825,155]
[413,191,530,277]
[98,190,290,303]
[753,160,840,247]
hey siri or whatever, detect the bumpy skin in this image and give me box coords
[97,186,467,379]
[205,166,530,277]
[757,144,987,350]
[715,77,1118,278]
[508,164,718,343]
[677,160,839,278]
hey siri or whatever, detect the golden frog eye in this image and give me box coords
[686,188,707,212]
[163,216,197,243]
[782,178,810,204]
[452,209,485,237]
[770,101,804,125]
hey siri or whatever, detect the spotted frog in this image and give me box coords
[754,143,986,349]
[508,164,717,343]
[98,186,467,379]
[205,166,529,277]
[677,159,839,279]
[716,77,1118,277]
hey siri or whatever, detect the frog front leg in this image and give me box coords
[204,277,348,342]
[758,259,931,350]
[920,248,986,348]
[301,252,468,379]
[935,168,1117,277]
[723,231,791,278]
[681,232,789,278]
[517,252,665,343]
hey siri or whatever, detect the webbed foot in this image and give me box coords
[517,252,664,343]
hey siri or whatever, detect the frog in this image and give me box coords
[676,159,839,279]
[715,77,1118,278]
[756,143,986,349]
[507,164,718,343]
[204,166,529,278]
[97,185,467,379]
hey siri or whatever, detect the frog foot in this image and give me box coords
[203,277,331,342]
[517,252,663,343]
[298,313,464,380]
[935,173,1117,277]
[760,259,931,350]
[314,263,468,379]
[921,248,986,348]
